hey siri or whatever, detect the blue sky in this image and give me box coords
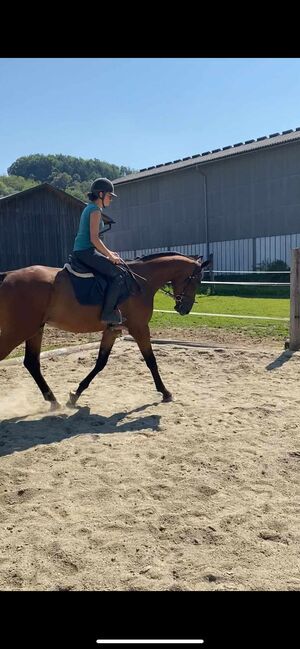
[1,57,300,176]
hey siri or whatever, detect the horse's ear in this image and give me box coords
[200,258,212,270]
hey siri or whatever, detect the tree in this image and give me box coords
[0,175,39,197]
[119,165,134,176]
[50,172,73,190]
[7,155,54,182]
[6,154,137,200]
[7,153,137,184]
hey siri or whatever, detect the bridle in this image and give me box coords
[160,263,204,307]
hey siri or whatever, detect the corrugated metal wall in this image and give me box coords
[105,139,300,253]
[206,142,300,241]
[106,169,206,250]
[116,232,300,271]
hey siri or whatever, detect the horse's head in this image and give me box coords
[172,257,211,315]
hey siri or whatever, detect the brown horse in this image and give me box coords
[0,253,209,408]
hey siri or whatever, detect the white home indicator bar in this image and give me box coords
[96,642,204,645]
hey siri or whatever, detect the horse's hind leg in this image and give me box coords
[67,327,118,407]
[24,327,60,410]
[130,324,172,402]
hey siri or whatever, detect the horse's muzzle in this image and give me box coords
[174,297,194,316]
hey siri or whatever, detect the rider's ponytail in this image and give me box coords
[87,191,99,201]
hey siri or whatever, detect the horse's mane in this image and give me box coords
[132,251,192,262]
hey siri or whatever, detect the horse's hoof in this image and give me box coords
[50,400,61,411]
[162,393,173,403]
[66,391,78,407]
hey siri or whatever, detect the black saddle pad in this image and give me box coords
[65,255,138,306]
[66,271,108,306]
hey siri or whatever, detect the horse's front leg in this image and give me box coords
[67,327,119,407]
[130,324,173,402]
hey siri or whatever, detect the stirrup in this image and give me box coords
[102,308,123,325]
[107,323,123,336]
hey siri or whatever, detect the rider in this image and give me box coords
[72,177,127,326]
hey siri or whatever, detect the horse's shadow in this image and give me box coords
[0,402,161,457]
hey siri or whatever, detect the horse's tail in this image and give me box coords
[0,272,7,284]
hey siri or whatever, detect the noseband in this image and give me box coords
[160,264,203,306]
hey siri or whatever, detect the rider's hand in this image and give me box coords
[108,252,121,264]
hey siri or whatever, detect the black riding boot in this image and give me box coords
[101,275,125,324]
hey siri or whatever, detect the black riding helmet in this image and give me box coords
[90,177,117,198]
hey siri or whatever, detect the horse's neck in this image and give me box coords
[131,258,186,293]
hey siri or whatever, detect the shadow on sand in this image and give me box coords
[265,350,296,371]
[0,401,161,457]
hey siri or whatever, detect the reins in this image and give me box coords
[119,258,148,290]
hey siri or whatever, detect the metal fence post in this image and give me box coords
[252,237,256,271]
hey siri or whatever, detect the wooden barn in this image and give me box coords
[0,183,114,271]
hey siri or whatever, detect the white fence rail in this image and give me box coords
[201,281,290,286]
[154,309,288,322]
[156,251,300,350]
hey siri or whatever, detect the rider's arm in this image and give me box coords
[90,211,119,262]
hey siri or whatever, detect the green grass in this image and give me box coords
[152,291,290,340]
